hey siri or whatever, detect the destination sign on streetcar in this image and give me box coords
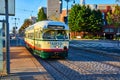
[47,25,65,29]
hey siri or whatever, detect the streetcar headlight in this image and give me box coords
[56,46,59,48]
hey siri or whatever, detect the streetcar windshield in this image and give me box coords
[43,30,68,40]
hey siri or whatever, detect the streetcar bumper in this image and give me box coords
[39,50,68,59]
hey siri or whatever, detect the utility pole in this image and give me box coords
[59,0,63,13]
[12,18,19,46]
[5,0,10,74]
[64,0,75,25]
[12,18,19,36]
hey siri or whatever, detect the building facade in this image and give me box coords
[47,0,62,21]
[29,16,37,24]
[98,4,118,39]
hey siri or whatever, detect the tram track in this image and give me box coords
[70,46,120,60]
[69,47,120,69]
[37,58,70,80]
[28,45,120,80]
[36,48,120,80]
[37,58,97,80]
[70,46,120,67]
[27,48,70,80]
[36,54,120,80]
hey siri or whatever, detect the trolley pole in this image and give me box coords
[5,0,10,74]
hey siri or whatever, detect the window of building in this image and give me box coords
[104,28,109,32]
[118,28,120,33]
[110,28,114,32]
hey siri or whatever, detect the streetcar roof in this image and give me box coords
[26,20,69,30]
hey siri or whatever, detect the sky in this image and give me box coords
[0,0,118,31]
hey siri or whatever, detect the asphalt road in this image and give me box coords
[70,40,120,56]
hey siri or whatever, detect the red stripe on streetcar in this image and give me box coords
[25,41,35,49]
[25,41,68,52]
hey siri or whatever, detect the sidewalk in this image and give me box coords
[0,47,54,80]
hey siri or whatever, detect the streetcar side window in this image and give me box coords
[28,33,34,39]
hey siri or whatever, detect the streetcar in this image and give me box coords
[24,20,69,59]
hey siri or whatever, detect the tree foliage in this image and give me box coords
[112,5,120,27]
[37,7,47,21]
[89,9,103,33]
[19,19,32,33]
[106,5,120,27]
[106,11,113,25]
[68,4,81,31]
[68,4,103,35]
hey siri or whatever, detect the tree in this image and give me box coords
[113,5,120,27]
[19,19,32,34]
[106,11,113,25]
[106,5,120,46]
[69,4,103,36]
[37,7,47,21]
[89,9,103,34]
[69,4,82,31]
[106,5,120,33]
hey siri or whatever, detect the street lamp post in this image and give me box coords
[64,0,69,25]
[64,0,75,25]
[59,0,62,13]
[12,18,20,36]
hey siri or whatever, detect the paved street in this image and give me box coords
[38,40,120,80]
[70,40,120,56]
[0,39,120,80]
[70,40,120,48]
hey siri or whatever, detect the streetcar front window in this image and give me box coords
[43,30,68,40]
[43,30,55,39]
[56,30,68,39]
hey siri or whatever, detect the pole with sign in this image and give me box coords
[5,0,10,74]
[0,0,15,74]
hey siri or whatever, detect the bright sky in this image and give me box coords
[0,0,118,31]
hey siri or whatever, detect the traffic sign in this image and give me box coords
[0,0,15,16]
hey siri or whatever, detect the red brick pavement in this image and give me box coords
[0,47,54,80]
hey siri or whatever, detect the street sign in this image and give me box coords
[0,0,15,16]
